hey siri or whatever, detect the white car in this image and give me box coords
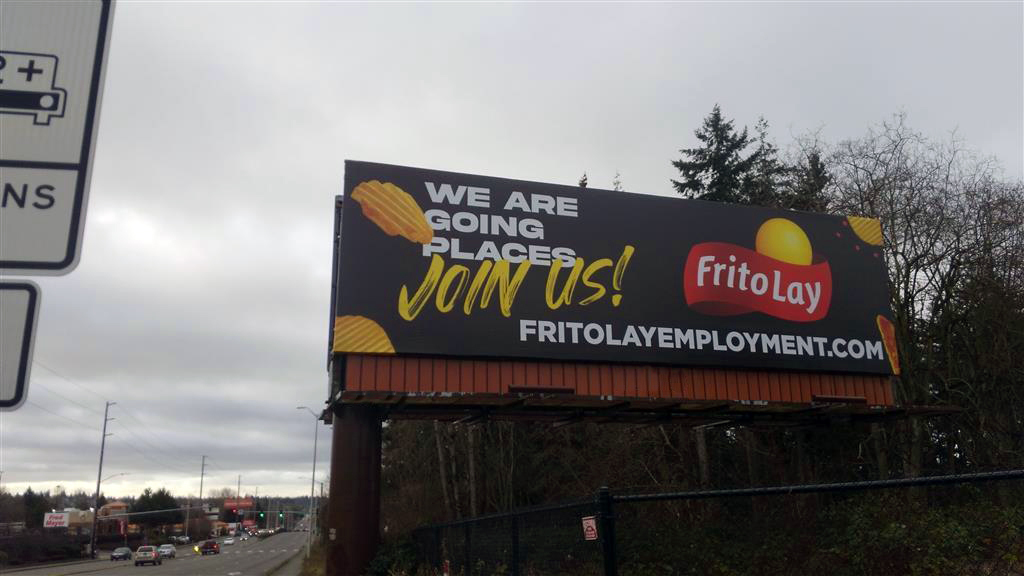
[223,537,235,545]
[157,544,176,558]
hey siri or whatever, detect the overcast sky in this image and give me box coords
[2,1,1021,500]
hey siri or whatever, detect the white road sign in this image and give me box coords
[0,281,39,411]
[0,0,114,274]
[44,512,70,528]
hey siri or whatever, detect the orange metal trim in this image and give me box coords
[342,355,894,406]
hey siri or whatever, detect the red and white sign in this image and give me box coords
[581,516,598,541]
[684,242,832,322]
[224,498,253,509]
[43,512,69,528]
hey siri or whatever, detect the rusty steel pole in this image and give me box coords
[325,404,381,576]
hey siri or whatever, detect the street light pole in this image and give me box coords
[297,406,319,559]
[89,401,115,559]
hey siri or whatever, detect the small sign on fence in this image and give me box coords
[581,515,598,541]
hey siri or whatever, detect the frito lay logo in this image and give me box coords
[684,218,832,322]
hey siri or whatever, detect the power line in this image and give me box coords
[111,419,196,470]
[31,361,204,471]
[32,361,107,401]
[108,432,193,476]
[114,404,197,465]
[34,382,105,417]
[25,401,101,432]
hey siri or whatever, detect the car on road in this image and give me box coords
[134,545,162,566]
[172,535,190,544]
[110,547,132,561]
[199,540,220,555]
[157,544,176,558]
[223,537,235,545]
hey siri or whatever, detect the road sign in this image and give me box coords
[43,512,70,528]
[0,0,114,274]
[0,281,39,411]
[581,515,598,541]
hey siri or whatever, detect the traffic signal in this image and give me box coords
[278,512,284,518]
[259,512,265,518]
[231,508,237,514]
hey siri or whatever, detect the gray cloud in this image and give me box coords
[4,1,1020,499]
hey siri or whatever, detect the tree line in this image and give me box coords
[0,485,310,535]
[378,107,1023,574]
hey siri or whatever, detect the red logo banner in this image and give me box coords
[684,242,832,322]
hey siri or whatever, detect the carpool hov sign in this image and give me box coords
[0,0,114,274]
[1,282,39,411]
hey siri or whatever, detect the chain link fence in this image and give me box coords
[414,499,603,575]
[413,469,1024,576]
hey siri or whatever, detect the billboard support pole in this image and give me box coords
[325,403,381,576]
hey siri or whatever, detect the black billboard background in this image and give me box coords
[335,161,895,375]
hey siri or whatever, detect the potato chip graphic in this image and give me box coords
[351,180,433,244]
[847,216,883,246]
[333,315,395,354]
[876,314,900,375]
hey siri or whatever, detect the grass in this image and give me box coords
[298,543,325,576]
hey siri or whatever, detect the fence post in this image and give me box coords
[464,523,472,575]
[434,526,442,568]
[599,486,617,576]
[510,516,520,576]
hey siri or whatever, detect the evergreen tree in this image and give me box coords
[578,173,588,188]
[133,488,182,529]
[22,488,51,530]
[612,171,623,192]
[671,104,758,203]
[741,117,787,207]
[785,150,831,212]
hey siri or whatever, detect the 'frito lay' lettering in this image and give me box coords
[695,255,822,314]
[684,242,832,323]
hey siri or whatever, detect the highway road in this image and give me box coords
[7,532,308,576]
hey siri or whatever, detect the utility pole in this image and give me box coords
[89,401,115,559]
[236,474,241,535]
[199,455,206,505]
[188,455,206,541]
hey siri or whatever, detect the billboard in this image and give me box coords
[334,161,898,376]
[224,498,253,509]
[43,512,69,528]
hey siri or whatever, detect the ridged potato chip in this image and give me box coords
[352,180,433,244]
[333,315,395,354]
[847,216,883,246]
[876,314,900,375]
